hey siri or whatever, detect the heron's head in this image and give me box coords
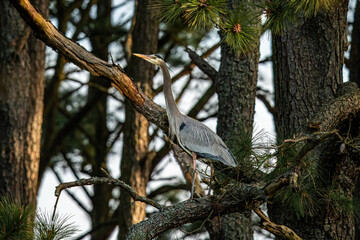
[133,53,164,66]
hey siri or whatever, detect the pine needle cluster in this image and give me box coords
[34,212,78,240]
[0,197,34,240]
[0,196,78,240]
[229,128,275,177]
[153,0,340,53]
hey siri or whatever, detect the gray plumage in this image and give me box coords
[133,53,237,197]
[133,53,237,167]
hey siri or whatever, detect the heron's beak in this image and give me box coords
[133,53,152,62]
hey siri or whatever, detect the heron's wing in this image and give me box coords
[177,118,237,167]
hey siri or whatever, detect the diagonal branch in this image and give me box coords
[253,208,302,240]
[10,0,169,133]
[185,48,218,81]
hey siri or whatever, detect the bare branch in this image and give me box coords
[253,208,303,240]
[257,93,276,116]
[50,166,91,215]
[54,177,164,211]
[61,152,92,199]
[10,0,169,133]
[185,48,218,81]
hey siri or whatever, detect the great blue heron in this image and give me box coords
[133,53,237,198]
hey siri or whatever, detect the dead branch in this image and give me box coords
[10,0,169,133]
[253,208,302,240]
[54,177,164,211]
[185,48,218,81]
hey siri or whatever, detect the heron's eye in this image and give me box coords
[154,54,163,60]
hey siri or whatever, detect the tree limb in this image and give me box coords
[185,48,218,81]
[253,208,302,240]
[309,82,360,131]
[54,176,164,211]
[125,184,266,240]
[10,0,169,133]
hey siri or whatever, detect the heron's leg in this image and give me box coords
[190,152,197,199]
[208,164,214,195]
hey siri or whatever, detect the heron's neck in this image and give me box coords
[159,62,181,118]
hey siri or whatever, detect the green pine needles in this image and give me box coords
[0,197,34,240]
[153,0,341,53]
[34,212,78,240]
[0,196,78,240]
[221,6,261,54]
[182,0,227,29]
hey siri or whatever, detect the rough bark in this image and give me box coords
[125,183,266,240]
[269,2,356,239]
[214,0,260,238]
[350,1,360,238]
[272,6,346,138]
[0,0,48,205]
[118,0,159,239]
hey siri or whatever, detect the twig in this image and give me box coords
[53,175,165,220]
[256,93,276,116]
[253,208,302,240]
[50,166,91,215]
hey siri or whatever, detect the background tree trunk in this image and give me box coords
[87,1,113,239]
[0,0,48,205]
[118,0,159,239]
[213,0,260,237]
[269,2,356,239]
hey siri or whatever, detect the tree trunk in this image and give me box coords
[350,1,360,238]
[118,0,159,239]
[272,7,346,137]
[0,0,48,205]
[269,2,355,239]
[87,1,113,239]
[214,1,260,237]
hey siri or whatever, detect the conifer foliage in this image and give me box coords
[154,0,341,53]
[0,196,78,240]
